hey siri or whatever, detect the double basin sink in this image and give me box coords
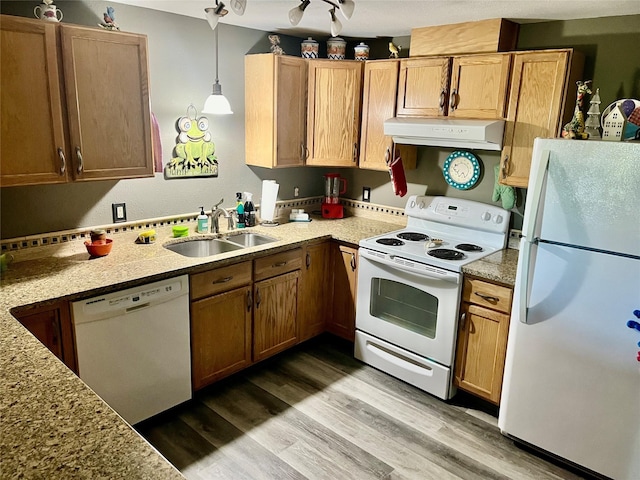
[164,232,278,258]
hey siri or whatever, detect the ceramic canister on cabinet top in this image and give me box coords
[327,37,346,60]
[354,42,370,61]
[301,37,319,59]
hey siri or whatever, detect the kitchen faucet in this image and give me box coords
[211,198,234,233]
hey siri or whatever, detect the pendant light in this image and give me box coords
[203,5,233,115]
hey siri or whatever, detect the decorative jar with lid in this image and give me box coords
[326,37,346,60]
[301,37,319,59]
[354,42,370,61]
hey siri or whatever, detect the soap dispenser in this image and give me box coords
[197,207,209,233]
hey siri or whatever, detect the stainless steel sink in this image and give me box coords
[164,238,244,258]
[223,232,278,247]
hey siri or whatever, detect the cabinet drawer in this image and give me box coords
[462,277,513,314]
[254,248,302,281]
[190,261,252,300]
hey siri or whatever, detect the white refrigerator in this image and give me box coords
[499,138,640,480]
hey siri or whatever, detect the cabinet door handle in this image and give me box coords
[459,312,466,330]
[384,146,391,165]
[274,261,287,267]
[353,143,358,163]
[52,317,60,347]
[449,89,458,111]
[300,143,305,161]
[247,290,252,312]
[350,253,357,271]
[256,288,261,309]
[439,89,446,114]
[306,252,311,269]
[213,276,233,284]
[304,146,309,160]
[474,292,499,303]
[75,147,83,174]
[501,155,509,179]
[58,148,66,175]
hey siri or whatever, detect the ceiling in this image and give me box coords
[109,0,640,38]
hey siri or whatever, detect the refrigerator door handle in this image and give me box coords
[518,148,549,324]
[522,149,550,240]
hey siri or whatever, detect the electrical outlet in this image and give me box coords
[112,203,127,223]
[509,229,522,239]
[363,187,371,202]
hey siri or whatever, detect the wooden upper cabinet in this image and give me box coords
[397,57,451,117]
[397,54,511,119]
[61,24,153,181]
[0,16,68,186]
[448,53,511,119]
[245,54,307,168]
[0,16,153,187]
[500,49,582,188]
[359,60,416,171]
[306,60,363,167]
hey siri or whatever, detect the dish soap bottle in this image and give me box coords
[244,192,255,227]
[197,207,209,233]
[236,192,245,229]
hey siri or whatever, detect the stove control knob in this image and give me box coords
[493,214,504,224]
[410,200,416,208]
[418,201,425,209]
[481,212,491,221]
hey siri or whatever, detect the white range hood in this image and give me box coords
[384,117,505,151]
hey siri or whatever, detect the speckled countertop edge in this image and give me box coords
[0,215,517,478]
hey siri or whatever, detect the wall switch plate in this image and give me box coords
[294,187,299,198]
[112,203,127,223]
[363,187,371,202]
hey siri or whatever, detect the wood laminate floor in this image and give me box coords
[136,335,593,480]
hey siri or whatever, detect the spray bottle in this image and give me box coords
[244,192,255,227]
[236,192,245,229]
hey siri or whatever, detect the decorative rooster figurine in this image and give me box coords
[99,6,120,30]
[562,80,592,139]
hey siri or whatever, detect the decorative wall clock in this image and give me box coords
[443,150,481,190]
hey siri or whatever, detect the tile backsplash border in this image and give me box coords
[1,197,406,252]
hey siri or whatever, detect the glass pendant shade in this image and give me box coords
[288,0,310,26]
[330,8,342,36]
[203,82,233,115]
[338,0,355,19]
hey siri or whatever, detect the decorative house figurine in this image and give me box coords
[561,80,592,139]
[601,103,627,141]
[584,87,602,139]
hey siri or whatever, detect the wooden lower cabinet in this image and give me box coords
[327,243,358,341]
[14,302,77,373]
[454,276,513,404]
[253,270,300,362]
[190,261,253,390]
[298,241,332,342]
[191,286,252,390]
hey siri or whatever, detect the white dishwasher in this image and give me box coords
[71,275,191,425]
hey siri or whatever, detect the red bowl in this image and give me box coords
[85,238,113,257]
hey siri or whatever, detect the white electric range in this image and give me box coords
[355,195,510,400]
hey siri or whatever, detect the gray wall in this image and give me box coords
[1,3,639,238]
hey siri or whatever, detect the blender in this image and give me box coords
[322,173,347,219]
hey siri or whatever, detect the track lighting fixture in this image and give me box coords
[288,0,355,34]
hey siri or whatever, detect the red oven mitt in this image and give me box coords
[388,154,407,197]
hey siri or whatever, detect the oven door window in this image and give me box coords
[370,278,437,338]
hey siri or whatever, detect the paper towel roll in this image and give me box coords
[261,180,279,222]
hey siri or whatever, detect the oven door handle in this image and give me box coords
[360,249,460,284]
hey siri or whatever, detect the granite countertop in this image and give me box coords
[0,215,517,478]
